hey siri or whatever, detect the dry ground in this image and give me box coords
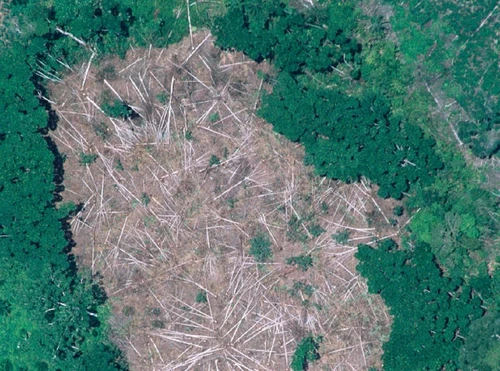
[47,31,404,371]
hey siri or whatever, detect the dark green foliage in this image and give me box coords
[149,307,162,316]
[288,281,315,300]
[195,291,208,304]
[3,0,498,370]
[356,240,484,370]
[79,151,98,165]
[209,155,221,167]
[151,320,165,329]
[213,0,359,75]
[249,233,273,262]
[0,300,11,317]
[9,1,131,61]
[140,193,150,206]
[259,73,442,199]
[226,198,237,208]
[209,112,220,122]
[320,201,329,214]
[156,91,168,105]
[0,360,13,371]
[469,130,500,159]
[115,159,124,171]
[392,205,404,217]
[458,265,500,369]
[214,0,441,200]
[6,0,205,61]
[332,230,350,244]
[102,98,135,119]
[290,335,322,371]
[457,121,479,145]
[286,255,313,272]
[308,223,324,238]
[118,0,193,48]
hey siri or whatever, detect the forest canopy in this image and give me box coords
[213,0,442,199]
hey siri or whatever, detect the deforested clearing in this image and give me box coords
[49,31,399,370]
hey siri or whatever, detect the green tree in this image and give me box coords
[356,240,484,370]
[290,335,322,371]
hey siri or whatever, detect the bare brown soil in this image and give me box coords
[48,30,400,371]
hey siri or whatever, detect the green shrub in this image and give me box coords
[308,223,325,238]
[209,155,221,166]
[226,198,237,208]
[115,159,124,171]
[102,98,135,119]
[332,230,350,244]
[249,233,273,262]
[79,152,98,166]
[195,291,208,303]
[320,202,329,214]
[209,112,220,122]
[141,193,151,206]
[288,281,315,304]
[151,320,165,329]
[149,307,161,316]
[286,255,313,271]
[156,91,168,104]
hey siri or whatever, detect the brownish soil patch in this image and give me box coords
[49,30,399,371]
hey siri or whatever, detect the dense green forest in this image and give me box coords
[0,0,498,370]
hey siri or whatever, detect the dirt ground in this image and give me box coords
[48,30,405,371]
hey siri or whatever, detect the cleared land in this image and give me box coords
[48,31,401,370]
